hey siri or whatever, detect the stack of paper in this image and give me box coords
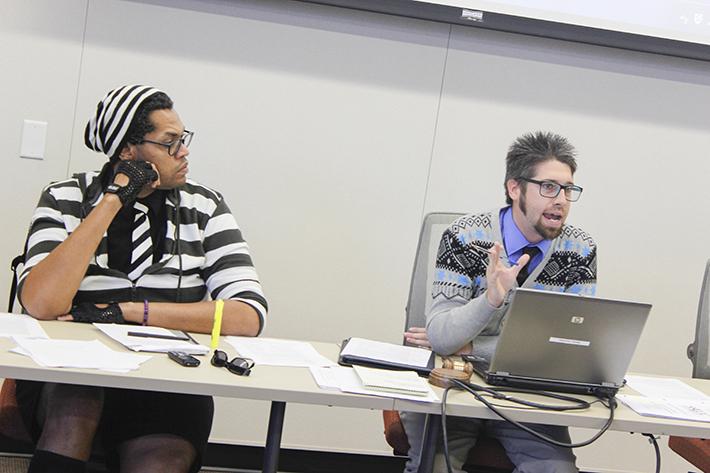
[95,324,209,355]
[12,336,151,372]
[309,366,439,402]
[618,375,710,423]
[225,336,336,367]
[353,365,431,397]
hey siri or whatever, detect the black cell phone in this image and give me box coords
[168,351,200,367]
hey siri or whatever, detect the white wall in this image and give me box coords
[1,0,709,471]
[425,24,710,472]
[0,0,86,306]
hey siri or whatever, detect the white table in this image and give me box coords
[0,321,392,473]
[2,322,709,473]
[398,372,710,472]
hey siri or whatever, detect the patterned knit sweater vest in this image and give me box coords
[433,210,597,303]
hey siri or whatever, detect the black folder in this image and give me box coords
[337,338,435,377]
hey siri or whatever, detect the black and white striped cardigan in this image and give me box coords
[19,170,267,333]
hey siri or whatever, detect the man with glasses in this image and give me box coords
[421,131,596,473]
[15,85,267,473]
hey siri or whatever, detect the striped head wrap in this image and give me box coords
[84,85,163,158]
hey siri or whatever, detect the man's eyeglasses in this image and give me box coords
[519,178,583,202]
[139,130,194,156]
[211,350,254,376]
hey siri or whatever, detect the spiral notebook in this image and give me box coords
[352,365,431,396]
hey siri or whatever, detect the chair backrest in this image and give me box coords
[688,259,710,379]
[403,212,464,343]
[8,253,25,313]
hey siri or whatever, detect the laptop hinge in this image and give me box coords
[493,371,510,376]
[601,382,616,387]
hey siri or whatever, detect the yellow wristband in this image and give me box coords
[210,299,224,350]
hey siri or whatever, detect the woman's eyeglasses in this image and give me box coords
[139,130,194,156]
[211,350,254,376]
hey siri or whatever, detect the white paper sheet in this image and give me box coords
[625,375,709,401]
[225,337,336,367]
[340,337,432,368]
[0,313,49,338]
[353,365,431,396]
[309,365,355,391]
[618,375,710,423]
[12,336,151,372]
[618,394,710,423]
[309,366,439,402]
[94,324,209,355]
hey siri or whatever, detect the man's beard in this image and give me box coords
[519,192,564,240]
[534,220,563,240]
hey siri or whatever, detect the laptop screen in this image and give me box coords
[488,289,651,387]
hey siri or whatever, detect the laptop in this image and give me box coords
[467,288,651,397]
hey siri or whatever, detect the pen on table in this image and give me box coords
[127,331,190,341]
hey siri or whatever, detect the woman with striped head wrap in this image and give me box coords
[16,85,267,473]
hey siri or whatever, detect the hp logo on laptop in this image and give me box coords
[570,316,584,324]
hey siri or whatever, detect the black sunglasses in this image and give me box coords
[211,350,254,376]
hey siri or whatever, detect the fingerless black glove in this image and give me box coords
[70,302,125,324]
[105,161,158,205]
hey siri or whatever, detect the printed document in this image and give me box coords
[625,375,708,400]
[12,336,151,372]
[309,366,439,402]
[353,365,431,396]
[618,375,710,423]
[226,337,336,367]
[618,395,710,423]
[0,313,49,339]
[94,324,209,355]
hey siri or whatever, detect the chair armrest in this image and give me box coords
[382,410,410,456]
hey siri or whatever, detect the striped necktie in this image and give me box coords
[127,202,153,281]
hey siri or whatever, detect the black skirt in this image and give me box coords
[15,380,214,473]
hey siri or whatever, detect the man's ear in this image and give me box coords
[506,178,521,202]
[118,143,137,161]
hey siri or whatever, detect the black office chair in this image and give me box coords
[1,255,34,455]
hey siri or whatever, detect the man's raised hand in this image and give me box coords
[484,242,528,308]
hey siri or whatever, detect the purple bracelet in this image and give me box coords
[142,300,149,326]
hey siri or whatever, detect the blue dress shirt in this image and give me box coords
[500,207,551,272]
